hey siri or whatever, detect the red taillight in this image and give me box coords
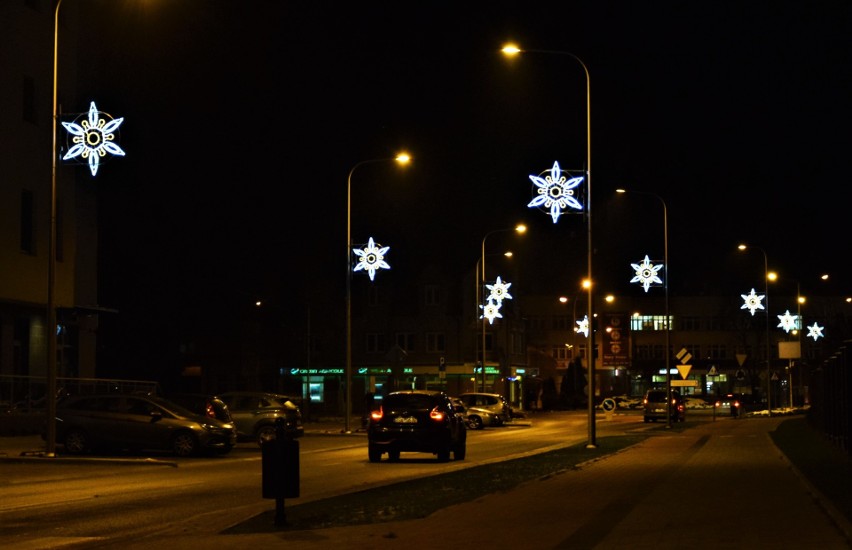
[370,408,384,421]
[429,407,445,421]
[205,403,216,418]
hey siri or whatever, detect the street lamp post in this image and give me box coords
[46,0,68,458]
[345,154,410,434]
[479,225,525,392]
[501,44,595,448]
[616,189,671,428]
[738,244,772,417]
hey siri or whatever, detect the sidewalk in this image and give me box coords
[3,416,851,549]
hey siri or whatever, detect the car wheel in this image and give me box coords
[171,432,198,457]
[64,428,88,454]
[436,448,450,462]
[368,444,382,463]
[467,416,484,430]
[454,441,466,461]
[388,449,401,462]
[257,425,277,447]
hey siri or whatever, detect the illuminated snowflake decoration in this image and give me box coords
[740,288,765,316]
[486,276,513,304]
[352,237,390,281]
[807,322,825,341]
[576,315,589,337]
[527,161,584,223]
[630,255,663,292]
[61,101,125,176]
[481,299,503,324]
[777,310,799,333]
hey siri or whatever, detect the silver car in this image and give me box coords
[218,391,304,445]
[457,392,512,425]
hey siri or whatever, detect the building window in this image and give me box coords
[426,332,445,353]
[636,345,652,359]
[679,316,700,331]
[396,333,415,352]
[20,190,35,254]
[707,344,727,360]
[552,345,568,361]
[630,315,672,331]
[527,316,545,331]
[424,285,440,306]
[366,333,386,354]
[552,315,569,330]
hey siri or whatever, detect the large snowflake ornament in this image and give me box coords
[740,288,765,316]
[576,315,589,337]
[486,276,513,303]
[807,322,825,341]
[481,299,503,324]
[352,237,390,281]
[62,101,125,176]
[777,310,799,333]
[630,255,663,292]
[527,161,584,223]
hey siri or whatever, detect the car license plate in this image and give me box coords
[394,416,417,424]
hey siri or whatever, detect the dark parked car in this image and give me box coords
[367,390,466,462]
[218,391,304,445]
[51,394,237,457]
[166,393,233,424]
[642,388,686,423]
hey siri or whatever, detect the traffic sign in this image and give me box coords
[671,380,699,387]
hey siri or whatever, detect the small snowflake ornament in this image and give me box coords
[576,315,589,337]
[630,255,663,292]
[486,276,513,304]
[777,310,799,333]
[352,237,390,281]
[807,322,825,341]
[481,299,503,324]
[740,288,765,316]
[527,161,584,223]
[62,101,125,176]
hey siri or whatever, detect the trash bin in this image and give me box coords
[261,418,300,499]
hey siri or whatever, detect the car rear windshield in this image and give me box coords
[385,394,435,409]
[646,391,668,403]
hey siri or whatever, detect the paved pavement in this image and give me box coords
[3,416,852,549]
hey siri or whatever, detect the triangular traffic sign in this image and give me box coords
[677,364,692,379]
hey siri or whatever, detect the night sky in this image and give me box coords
[71,1,852,374]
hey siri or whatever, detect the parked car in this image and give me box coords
[218,391,304,445]
[457,392,512,424]
[451,397,501,430]
[642,388,686,423]
[367,390,466,462]
[50,394,237,457]
[166,393,233,424]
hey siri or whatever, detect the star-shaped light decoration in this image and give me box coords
[740,288,765,316]
[481,299,503,324]
[777,310,799,333]
[630,255,664,292]
[62,101,125,176]
[576,315,589,337]
[807,322,825,341]
[486,276,513,304]
[352,237,390,281]
[527,161,584,223]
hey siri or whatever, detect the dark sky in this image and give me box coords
[72,0,851,359]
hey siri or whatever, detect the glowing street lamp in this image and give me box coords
[501,43,595,448]
[479,225,526,392]
[616,189,671,428]
[738,243,773,416]
[345,153,410,433]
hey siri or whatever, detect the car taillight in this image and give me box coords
[430,407,445,421]
[205,403,216,418]
[370,408,384,421]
